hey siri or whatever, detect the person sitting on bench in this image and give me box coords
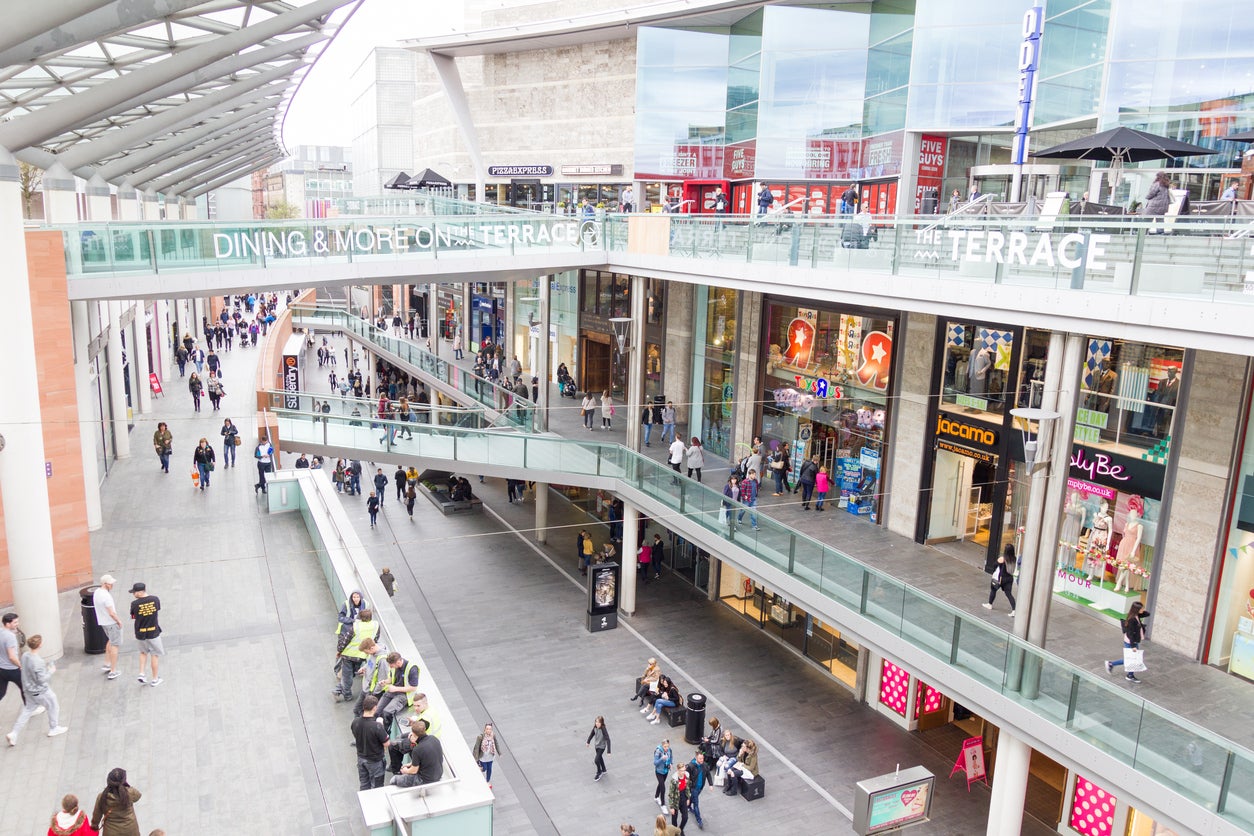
[646,675,681,725]
[631,657,661,707]
[724,739,758,796]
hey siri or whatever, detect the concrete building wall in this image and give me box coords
[663,282,694,431]
[1153,350,1248,656]
[886,312,936,540]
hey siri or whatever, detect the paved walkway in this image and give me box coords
[397,332,1254,754]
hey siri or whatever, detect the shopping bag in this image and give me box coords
[190,468,200,488]
[1123,647,1147,673]
[719,508,728,525]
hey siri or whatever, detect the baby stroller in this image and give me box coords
[558,370,578,398]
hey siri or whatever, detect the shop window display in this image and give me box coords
[941,321,1015,420]
[1207,391,1254,680]
[760,301,894,522]
[1076,338,1181,452]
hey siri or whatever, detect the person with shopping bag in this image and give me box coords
[1105,601,1150,683]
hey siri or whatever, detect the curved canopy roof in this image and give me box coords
[0,0,361,199]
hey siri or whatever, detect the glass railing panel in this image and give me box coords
[1067,676,1143,764]
[817,548,866,610]
[862,573,907,636]
[950,616,1010,688]
[752,518,793,573]
[1220,752,1254,828]
[1002,652,1078,727]
[1132,703,1229,812]
[790,536,825,592]
[900,588,955,661]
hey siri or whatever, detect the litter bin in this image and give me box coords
[684,692,707,745]
[80,586,107,655]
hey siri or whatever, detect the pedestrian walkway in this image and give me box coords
[384,330,1254,755]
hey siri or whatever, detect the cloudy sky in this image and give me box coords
[282,0,466,147]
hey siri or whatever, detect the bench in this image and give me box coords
[660,701,687,727]
[417,480,483,515]
[737,773,766,801]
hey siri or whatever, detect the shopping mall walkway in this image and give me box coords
[400,330,1254,754]
[0,316,1059,834]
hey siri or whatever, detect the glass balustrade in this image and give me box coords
[268,403,1254,829]
[288,305,536,429]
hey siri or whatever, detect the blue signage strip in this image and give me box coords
[1012,4,1044,166]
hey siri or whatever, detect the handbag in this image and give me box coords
[233,436,242,447]
[1123,647,1147,673]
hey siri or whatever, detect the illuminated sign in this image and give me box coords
[854,766,935,835]
[935,416,999,449]
[488,165,553,177]
[937,439,996,464]
[793,374,842,400]
[1013,5,1044,165]
[282,354,300,410]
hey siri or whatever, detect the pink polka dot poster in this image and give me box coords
[1069,774,1116,836]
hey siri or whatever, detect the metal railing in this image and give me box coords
[268,405,1254,832]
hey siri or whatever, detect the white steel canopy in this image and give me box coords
[0,0,361,195]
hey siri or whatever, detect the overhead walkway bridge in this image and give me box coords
[260,393,1254,836]
[50,201,1254,353]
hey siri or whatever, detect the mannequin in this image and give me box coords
[969,346,993,396]
[1059,491,1086,569]
[1086,500,1113,580]
[1114,509,1143,592]
[1155,366,1180,436]
[1097,360,1118,416]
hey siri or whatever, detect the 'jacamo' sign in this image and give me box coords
[914,228,1112,270]
[211,221,588,259]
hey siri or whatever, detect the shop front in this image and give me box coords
[919,320,1022,565]
[510,273,580,382]
[757,298,896,524]
[469,284,504,350]
[718,564,860,690]
[578,270,666,399]
[688,285,739,459]
[1043,335,1182,623]
[1207,381,1254,681]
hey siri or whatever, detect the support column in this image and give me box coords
[985,732,1032,836]
[537,273,552,432]
[461,284,472,353]
[154,299,172,379]
[180,197,198,221]
[84,174,111,221]
[42,162,78,222]
[620,502,639,616]
[429,282,439,352]
[142,189,160,221]
[132,305,153,415]
[625,275,646,451]
[117,184,139,220]
[71,303,103,531]
[535,483,549,544]
[105,301,131,459]
[0,147,64,657]
[897,131,923,217]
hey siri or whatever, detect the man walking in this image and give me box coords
[660,401,677,445]
[668,436,685,484]
[94,575,124,680]
[373,469,389,506]
[254,439,274,495]
[687,752,708,829]
[737,472,760,530]
[1,613,34,710]
[351,695,390,790]
[129,582,164,686]
[5,635,67,745]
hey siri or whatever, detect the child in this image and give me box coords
[814,465,830,511]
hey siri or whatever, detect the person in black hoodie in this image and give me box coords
[1105,601,1150,683]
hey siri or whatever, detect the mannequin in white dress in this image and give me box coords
[1058,491,1086,569]
[1114,509,1143,592]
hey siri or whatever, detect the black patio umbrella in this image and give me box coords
[408,168,452,189]
[383,171,412,190]
[1221,128,1254,142]
[1033,126,1213,163]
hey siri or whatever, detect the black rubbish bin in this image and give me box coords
[80,586,107,655]
[684,692,707,745]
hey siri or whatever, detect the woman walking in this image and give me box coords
[219,418,239,468]
[652,739,673,810]
[1106,601,1151,683]
[90,767,142,836]
[473,722,500,786]
[586,715,611,780]
[982,544,1017,616]
[685,437,705,483]
[582,393,597,430]
[152,422,172,474]
[188,372,203,412]
[653,812,681,836]
[600,390,614,429]
[206,372,225,411]
[192,438,215,490]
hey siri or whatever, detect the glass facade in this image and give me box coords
[759,299,895,523]
[1208,383,1254,681]
[689,285,738,460]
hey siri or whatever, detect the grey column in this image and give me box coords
[0,148,67,658]
[536,274,552,432]
[105,300,131,458]
[535,483,549,544]
[132,304,154,415]
[625,276,646,451]
[621,503,639,616]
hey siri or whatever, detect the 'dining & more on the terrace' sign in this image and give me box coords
[211,221,587,259]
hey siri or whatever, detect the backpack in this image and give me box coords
[733,456,749,481]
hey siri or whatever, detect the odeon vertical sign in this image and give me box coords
[1013,3,1044,166]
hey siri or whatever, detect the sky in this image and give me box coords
[282,0,467,147]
